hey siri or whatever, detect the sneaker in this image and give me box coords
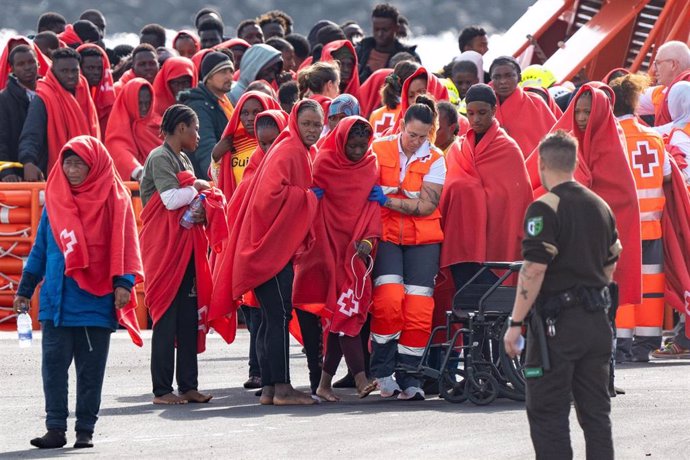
[397,386,425,401]
[376,376,401,398]
[651,342,690,359]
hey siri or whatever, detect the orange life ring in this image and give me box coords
[0,207,31,224]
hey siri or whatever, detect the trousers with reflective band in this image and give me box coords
[370,241,440,353]
[620,118,665,240]
[616,238,664,337]
[373,135,444,246]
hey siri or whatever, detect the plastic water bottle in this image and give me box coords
[180,194,206,229]
[516,335,525,352]
[17,311,32,348]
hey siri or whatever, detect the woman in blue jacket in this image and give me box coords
[14,135,143,450]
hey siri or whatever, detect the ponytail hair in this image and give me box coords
[404,94,437,125]
[381,60,420,110]
[160,104,198,136]
[297,61,339,99]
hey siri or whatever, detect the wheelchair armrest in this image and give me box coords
[508,262,523,272]
[482,261,520,270]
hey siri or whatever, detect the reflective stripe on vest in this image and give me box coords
[381,186,399,195]
[636,188,663,199]
[640,210,662,221]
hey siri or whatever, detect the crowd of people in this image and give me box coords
[3,2,690,451]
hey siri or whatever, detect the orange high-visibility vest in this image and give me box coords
[651,85,665,124]
[373,134,444,246]
[620,117,666,240]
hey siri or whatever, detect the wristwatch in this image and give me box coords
[509,317,524,327]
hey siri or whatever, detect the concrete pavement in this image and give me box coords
[1,330,689,459]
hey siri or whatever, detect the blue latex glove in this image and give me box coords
[368,185,389,206]
[310,187,324,200]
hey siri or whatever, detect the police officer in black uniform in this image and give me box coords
[504,130,620,460]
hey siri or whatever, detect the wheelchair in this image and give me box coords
[396,261,527,405]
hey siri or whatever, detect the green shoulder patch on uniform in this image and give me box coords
[527,216,543,237]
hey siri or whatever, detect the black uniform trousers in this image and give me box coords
[254,262,294,386]
[151,259,199,397]
[525,303,614,460]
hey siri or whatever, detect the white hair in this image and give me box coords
[657,41,690,70]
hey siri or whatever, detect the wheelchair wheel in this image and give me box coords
[467,371,499,406]
[439,368,468,404]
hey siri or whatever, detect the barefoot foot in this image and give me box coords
[316,386,340,402]
[153,393,188,405]
[179,390,212,403]
[259,386,275,405]
[273,384,316,405]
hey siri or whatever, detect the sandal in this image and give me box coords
[651,342,690,359]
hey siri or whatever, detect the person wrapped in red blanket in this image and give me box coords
[211,109,288,390]
[656,158,690,357]
[76,44,115,132]
[0,36,51,90]
[525,84,642,306]
[14,135,143,448]
[152,56,197,117]
[441,84,533,290]
[172,30,201,59]
[105,78,161,181]
[140,104,227,405]
[490,56,557,158]
[321,40,361,99]
[113,44,159,95]
[20,48,100,179]
[293,116,381,401]
[209,91,281,198]
[209,99,323,405]
[389,66,449,137]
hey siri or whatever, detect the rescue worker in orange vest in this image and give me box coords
[611,74,671,362]
[367,96,445,400]
[636,41,690,126]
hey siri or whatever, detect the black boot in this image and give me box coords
[74,431,94,448]
[30,429,66,449]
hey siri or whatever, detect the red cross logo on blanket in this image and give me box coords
[337,289,360,317]
[59,229,77,257]
[684,291,690,316]
[632,141,659,178]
